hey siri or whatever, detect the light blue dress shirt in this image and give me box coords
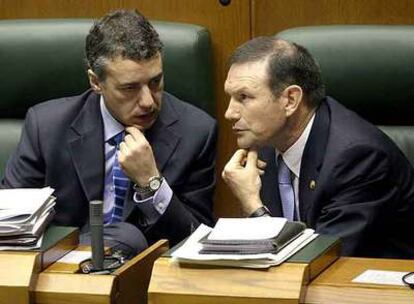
[100,96,173,225]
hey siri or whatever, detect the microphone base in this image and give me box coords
[79,255,125,274]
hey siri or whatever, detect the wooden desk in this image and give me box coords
[149,257,309,304]
[148,238,414,304]
[0,226,77,304]
[305,257,414,304]
[148,235,341,304]
[0,252,40,304]
[35,240,169,304]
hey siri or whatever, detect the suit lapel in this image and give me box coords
[259,147,283,217]
[122,93,180,219]
[299,100,330,221]
[145,100,180,172]
[68,92,104,203]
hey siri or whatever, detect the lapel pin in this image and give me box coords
[309,180,316,190]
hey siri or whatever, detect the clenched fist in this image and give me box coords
[118,126,160,186]
[222,149,266,215]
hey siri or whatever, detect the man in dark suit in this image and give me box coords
[222,36,414,258]
[1,10,217,254]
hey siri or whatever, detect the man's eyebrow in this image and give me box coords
[117,72,163,87]
[119,82,139,86]
[150,72,163,81]
[225,86,251,95]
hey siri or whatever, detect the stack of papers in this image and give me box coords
[200,218,306,254]
[0,187,56,250]
[172,218,317,269]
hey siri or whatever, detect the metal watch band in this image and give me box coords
[249,205,272,217]
[133,176,163,194]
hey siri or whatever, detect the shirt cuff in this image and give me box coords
[133,179,173,220]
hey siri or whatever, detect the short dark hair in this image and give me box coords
[85,9,163,80]
[229,36,325,107]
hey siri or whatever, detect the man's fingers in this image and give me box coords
[245,150,258,168]
[118,142,129,161]
[125,126,146,141]
[223,149,247,180]
[228,149,248,167]
[123,133,135,146]
[257,159,267,169]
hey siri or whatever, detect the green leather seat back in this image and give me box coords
[0,19,214,178]
[276,26,414,164]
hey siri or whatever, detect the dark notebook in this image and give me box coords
[199,221,306,254]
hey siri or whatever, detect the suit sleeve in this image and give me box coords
[1,108,46,188]
[143,121,218,246]
[314,144,398,256]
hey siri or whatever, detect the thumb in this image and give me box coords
[245,150,258,169]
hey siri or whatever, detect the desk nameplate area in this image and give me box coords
[305,257,414,304]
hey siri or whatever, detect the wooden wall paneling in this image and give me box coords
[120,0,252,217]
[252,0,414,37]
[0,0,120,19]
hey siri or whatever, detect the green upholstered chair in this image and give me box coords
[0,19,214,178]
[276,26,414,165]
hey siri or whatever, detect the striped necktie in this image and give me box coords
[277,155,295,221]
[109,131,129,223]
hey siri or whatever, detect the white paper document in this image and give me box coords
[172,224,317,268]
[0,187,54,214]
[208,217,287,240]
[352,269,409,286]
[0,187,56,250]
[58,250,92,264]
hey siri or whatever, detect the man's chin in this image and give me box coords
[236,139,253,149]
[236,137,263,150]
[130,118,157,131]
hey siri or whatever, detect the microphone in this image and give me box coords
[79,202,135,274]
[89,200,104,270]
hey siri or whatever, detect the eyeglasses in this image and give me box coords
[402,272,414,289]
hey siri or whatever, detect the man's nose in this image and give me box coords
[138,85,154,110]
[224,99,240,121]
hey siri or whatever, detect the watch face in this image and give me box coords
[149,178,161,191]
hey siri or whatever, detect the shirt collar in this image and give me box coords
[276,113,315,178]
[100,95,124,142]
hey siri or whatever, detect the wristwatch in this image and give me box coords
[249,205,272,217]
[133,176,164,199]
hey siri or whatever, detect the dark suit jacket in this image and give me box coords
[1,90,217,246]
[260,97,414,258]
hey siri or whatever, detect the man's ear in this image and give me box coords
[87,69,102,94]
[282,85,303,117]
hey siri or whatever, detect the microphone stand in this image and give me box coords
[79,201,125,274]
